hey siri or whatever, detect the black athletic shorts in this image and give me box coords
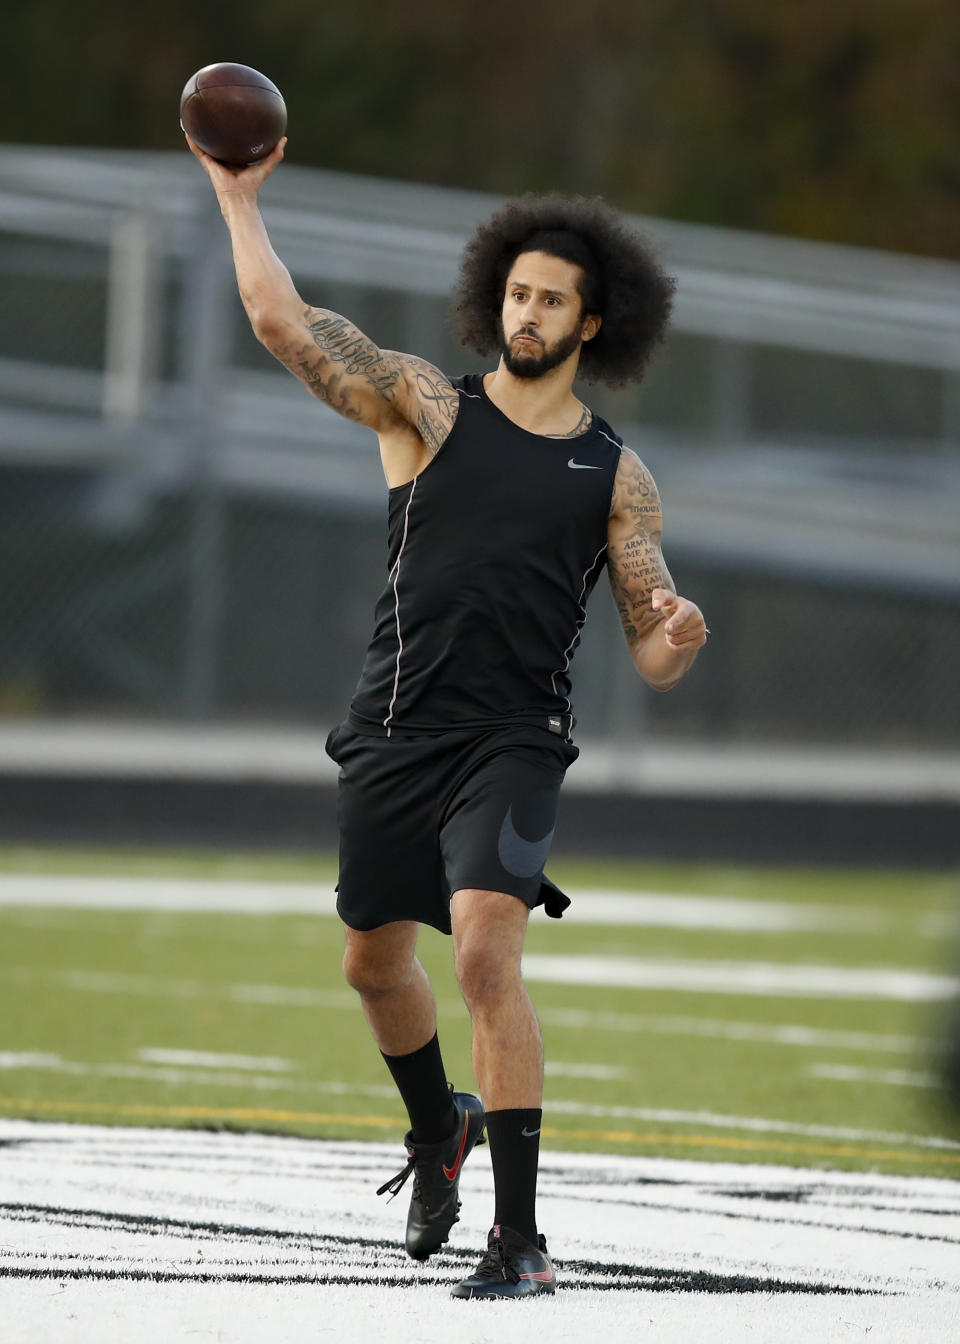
[325,721,579,935]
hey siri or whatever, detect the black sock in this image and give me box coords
[381,1033,457,1144]
[485,1107,541,1244]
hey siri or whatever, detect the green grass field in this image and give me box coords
[2,845,959,1179]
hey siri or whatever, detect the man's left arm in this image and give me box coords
[607,448,707,691]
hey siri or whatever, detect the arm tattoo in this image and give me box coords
[274,309,458,453]
[607,450,673,647]
[609,536,673,646]
[613,450,662,521]
[272,308,403,425]
[399,355,460,458]
[305,310,402,401]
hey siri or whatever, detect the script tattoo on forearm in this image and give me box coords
[609,534,673,645]
[608,450,673,646]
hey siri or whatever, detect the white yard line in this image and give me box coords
[0,1051,399,1098]
[543,1061,628,1080]
[0,965,944,1057]
[5,957,953,1015]
[563,889,887,932]
[541,1102,960,1151]
[137,1048,295,1072]
[0,1051,62,1070]
[0,873,335,913]
[0,964,359,1009]
[1,1049,958,1153]
[522,953,960,1001]
[0,1120,958,1343]
[0,873,895,932]
[538,1006,932,1053]
[808,1062,942,1089]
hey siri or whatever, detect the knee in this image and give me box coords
[342,941,414,999]
[455,938,518,1013]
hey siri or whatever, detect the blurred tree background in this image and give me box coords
[4,0,958,256]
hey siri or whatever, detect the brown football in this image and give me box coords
[180,63,287,166]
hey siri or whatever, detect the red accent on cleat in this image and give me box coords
[442,1113,470,1181]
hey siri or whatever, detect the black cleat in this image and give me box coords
[451,1223,556,1299]
[376,1090,485,1261]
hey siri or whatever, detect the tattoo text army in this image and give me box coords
[607,450,673,647]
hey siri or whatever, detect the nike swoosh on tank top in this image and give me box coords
[348,373,622,736]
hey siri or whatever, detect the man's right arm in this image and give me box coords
[187,134,458,455]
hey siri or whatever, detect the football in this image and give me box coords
[180,63,287,167]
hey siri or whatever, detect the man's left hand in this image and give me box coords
[651,589,708,650]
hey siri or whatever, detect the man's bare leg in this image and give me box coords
[451,888,543,1246]
[450,889,541,1108]
[342,920,435,1056]
[342,918,459,1142]
[343,917,484,1261]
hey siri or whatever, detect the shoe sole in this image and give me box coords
[450,1279,555,1299]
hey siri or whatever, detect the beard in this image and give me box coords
[497,319,583,379]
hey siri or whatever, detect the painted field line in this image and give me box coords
[543,1061,627,1080]
[4,1051,623,1093]
[0,960,934,1056]
[538,1006,932,1054]
[1,960,940,1055]
[2,1056,957,1153]
[0,873,893,933]
[0,1053,401,1100]
[924,910,960,939]
[541,1131,960,1165]
[0,874,333,913]
[0,964,359,1009]
[545,1101,960,1152]
[564,889,887,932]
[546,1100,960,1151]
[5,959,954,1019]
[0,1097,400,1128]
[138,1048,294,1071]
[4,1117,960,1344]
[522,953,960,1001]
[809,1062,941,1089]
[5,1120,960,1343]
[2,1095,958,1165]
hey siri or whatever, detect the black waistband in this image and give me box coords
[346,710,575,741]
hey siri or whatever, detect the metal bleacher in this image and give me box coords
[3,144,959,590]
[2,146,960,818]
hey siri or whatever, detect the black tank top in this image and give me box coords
[348,373,622,736]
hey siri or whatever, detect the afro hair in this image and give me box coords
[452,193,676,387]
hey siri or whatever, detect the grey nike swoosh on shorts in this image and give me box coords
[497,805,555,879]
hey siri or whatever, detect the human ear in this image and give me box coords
[581,313,602,342]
